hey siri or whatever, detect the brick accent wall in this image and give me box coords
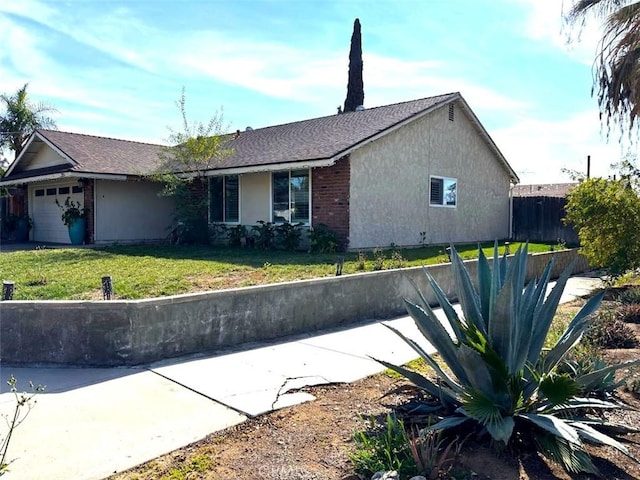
[312,155,350,248]
[83,179,95,244]
[13,186,28,216]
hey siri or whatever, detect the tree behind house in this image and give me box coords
[343,18,364,113]
[0,83,57,158]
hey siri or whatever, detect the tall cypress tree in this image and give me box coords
[343,18,364,113]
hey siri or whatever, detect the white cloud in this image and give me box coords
[493,109,628,184]
[516,0,604,66]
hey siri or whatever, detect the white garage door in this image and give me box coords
[30,183,84,243]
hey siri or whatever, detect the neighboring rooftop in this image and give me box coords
[512,183,578,198]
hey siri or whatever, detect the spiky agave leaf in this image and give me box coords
[543,291,605,373]
[510,259,554,374]
[373,356,460,405]
[576,358,640,393]
[380,323,465,397]
[543,396,629,414]
[573,418,640,436]
[526,259,574,367]
[423,415,471,433]
[571,421,638,461]
[450,247,486,336]
[402,300,470,385]
[420,267,465,342]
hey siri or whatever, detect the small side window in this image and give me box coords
[430,176,457,207]
[35,189,45,197]
[72,186,83,194]
[46,188,56,196]
[59,187,70,195]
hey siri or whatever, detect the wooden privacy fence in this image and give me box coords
[512,196,579,245]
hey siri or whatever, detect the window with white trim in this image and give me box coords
[209,175,239,222]
[272,169,310,223]
[430,176,457,207]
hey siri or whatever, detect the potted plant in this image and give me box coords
[56,197,88,245]
[2,213,32,241]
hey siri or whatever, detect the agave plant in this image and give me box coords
[377,244,640,474]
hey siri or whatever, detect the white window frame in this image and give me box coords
[208,175,241,224]
[429,175,457,208]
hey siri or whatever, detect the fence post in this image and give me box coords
[2,281,14,301]
[102,276,113,300]
[335,257,344,276]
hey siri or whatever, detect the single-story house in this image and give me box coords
[0,92,519,249]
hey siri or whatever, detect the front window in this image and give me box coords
[272,169,310,223]
[430,176,457,207]
[209,175,239,222]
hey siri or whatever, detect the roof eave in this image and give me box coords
[0,171,130,186]
[329,94,461,162]
[189,157,337,177]
[455,97,520,184]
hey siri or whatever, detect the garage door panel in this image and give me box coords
[30,184,83,244]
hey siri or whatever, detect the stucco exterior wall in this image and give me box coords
[239,172,270,225]
[94,180,175,243]
[349,102,512,249]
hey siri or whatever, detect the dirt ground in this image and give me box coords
[109,307,640,480]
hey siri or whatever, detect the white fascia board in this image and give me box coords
[455,96,520,184]
[0,172,72,186]
[0,172,128,186]
[180,158,337,177]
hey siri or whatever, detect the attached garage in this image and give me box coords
[30,182,84,243]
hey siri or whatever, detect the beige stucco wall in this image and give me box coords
[349,102,512,249]
[94,180,175,243]
[239,172,270,225]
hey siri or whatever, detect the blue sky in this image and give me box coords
[0,0,630,183]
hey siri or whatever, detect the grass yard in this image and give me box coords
[0,241,553,300]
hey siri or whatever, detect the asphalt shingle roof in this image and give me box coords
[4,92,517,181]
[36,130,165,176]
[218,93,457,169]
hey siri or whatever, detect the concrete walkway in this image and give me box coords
[0,274,604,480]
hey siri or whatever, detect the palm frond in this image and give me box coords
[539,373,582,407]
[534,430,599,475]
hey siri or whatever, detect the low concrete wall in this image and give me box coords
[0,249,589,366]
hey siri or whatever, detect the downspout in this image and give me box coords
[509,182,514,240]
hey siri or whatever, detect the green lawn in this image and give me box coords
[0,241,554,300]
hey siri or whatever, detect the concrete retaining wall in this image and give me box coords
[0,249,589,366]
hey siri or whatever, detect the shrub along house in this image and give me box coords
[0,92,519,249]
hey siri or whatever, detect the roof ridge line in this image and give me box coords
[242,92,460,133]
[37,129,164,147]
